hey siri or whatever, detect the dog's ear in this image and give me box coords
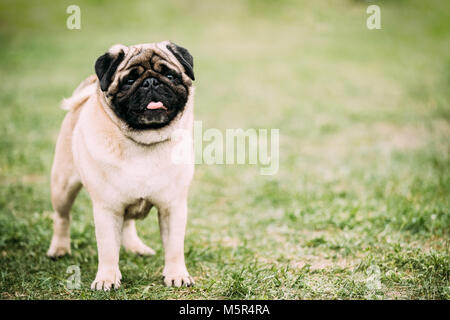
[167,42,195,81]
[95,45,126,91]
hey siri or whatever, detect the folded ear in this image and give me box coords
[167,42,195,81]
[95,45,126,91]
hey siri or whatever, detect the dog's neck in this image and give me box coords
[96,83,194,146]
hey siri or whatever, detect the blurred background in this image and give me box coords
[0,0,448,299]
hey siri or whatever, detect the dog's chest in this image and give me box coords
[106,142,193,205]
[75,110,194,209]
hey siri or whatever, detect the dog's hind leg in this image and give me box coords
[121,200,155,256]
[47,173,81,258]
[122,219,155,256]
[47,111,82,258]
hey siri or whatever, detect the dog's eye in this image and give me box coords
[122,77,136,90]
[160,66,178,82]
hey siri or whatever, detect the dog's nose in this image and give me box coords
[142,77,159,88]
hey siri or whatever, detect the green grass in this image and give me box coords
[0,0,449,299]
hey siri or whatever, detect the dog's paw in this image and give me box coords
[124,241,155,256]
[164,274,195,287]
[47,240,71,259]
[91,268,122,291]
[163,265,194,287]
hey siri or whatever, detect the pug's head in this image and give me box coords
[94,41,195,130]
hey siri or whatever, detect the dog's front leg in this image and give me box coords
[91,205,123,291]
[159,198,194,287]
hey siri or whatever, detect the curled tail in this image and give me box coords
[61,75,98,111]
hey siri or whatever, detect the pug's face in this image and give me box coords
[95,41,195,129]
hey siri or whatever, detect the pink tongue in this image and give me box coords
[146,101,167,110]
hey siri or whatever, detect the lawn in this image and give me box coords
[0,0,448,299]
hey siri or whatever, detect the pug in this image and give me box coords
[46,41,196,290]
